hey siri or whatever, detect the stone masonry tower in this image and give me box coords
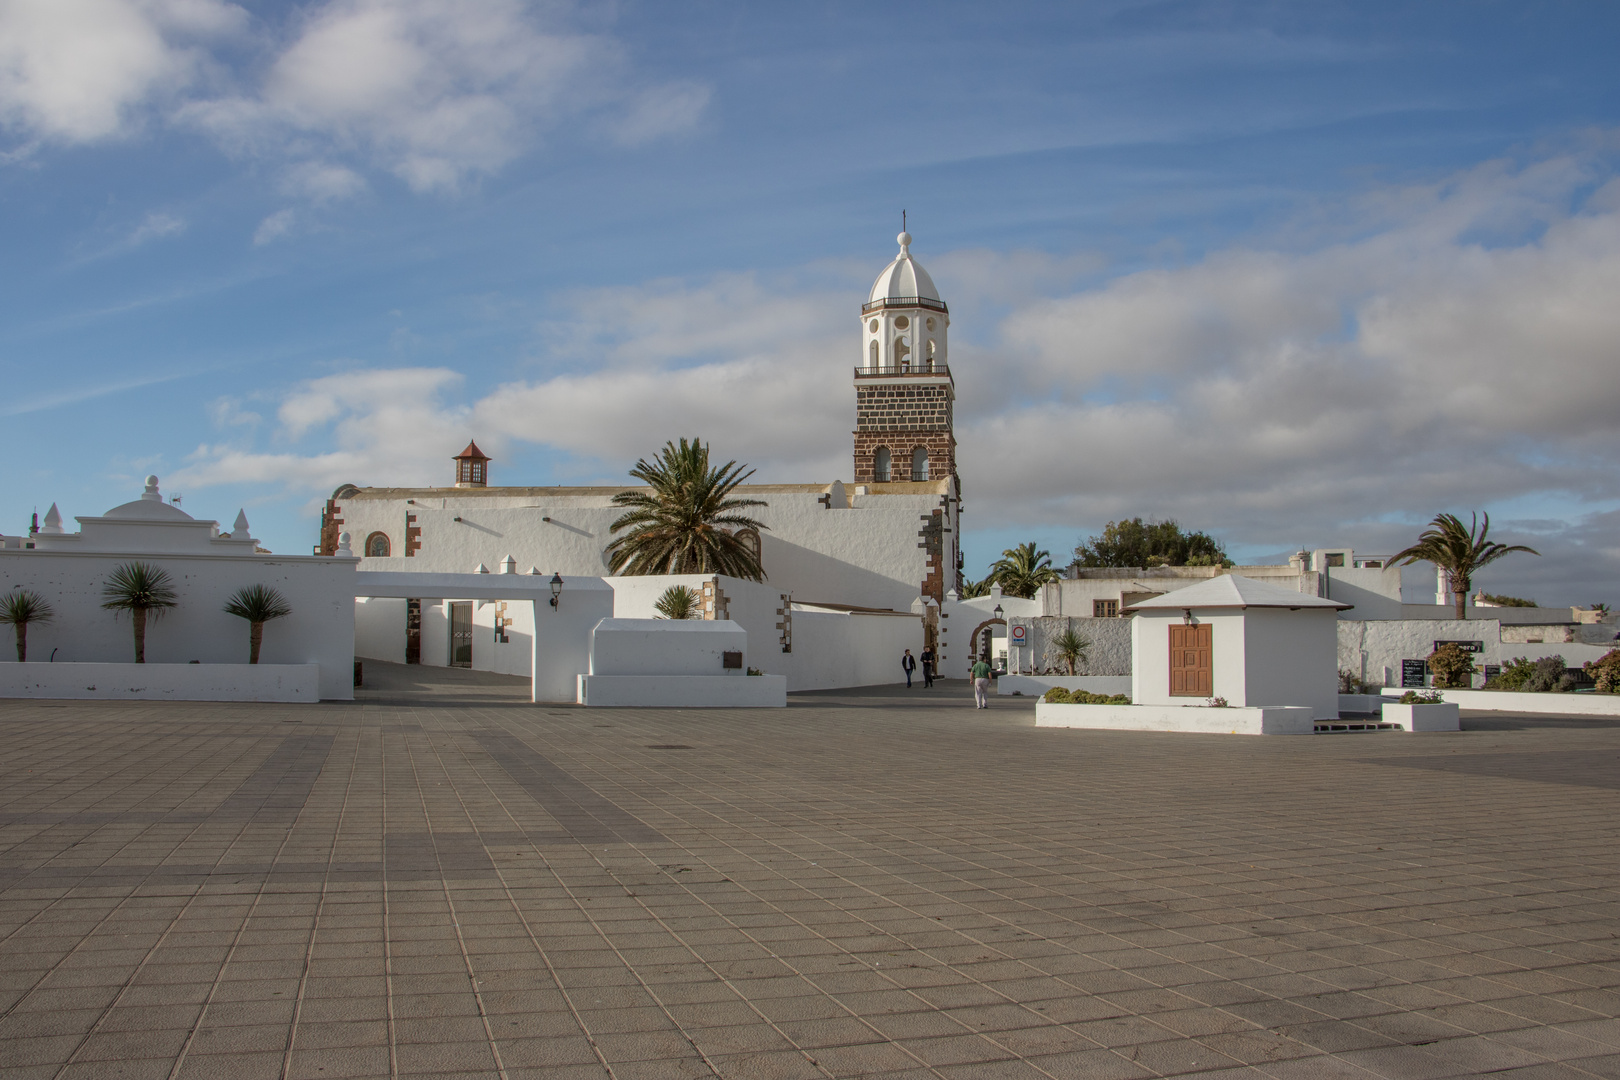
[853,231,955,485]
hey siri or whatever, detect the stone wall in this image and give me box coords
[1012,616,1134,676]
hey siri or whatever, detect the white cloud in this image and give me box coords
[0,0,245,144]
[252,208,296,244]
[179,0,710,193]
[173,144,1620,600]
[3,0,709,193]
[279,159,365,202]
[128,209,186,245]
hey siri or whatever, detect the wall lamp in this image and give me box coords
[993,604,1003,619]
[549,572,563,608]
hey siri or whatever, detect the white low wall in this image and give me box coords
[998,675,1132,697]
[1381,687,1620,716]
[576,674,787,708]
[0,662,320,703]
[1381,702,1461,732]
[1035,701,1314,735]
[1338,693,1386,713]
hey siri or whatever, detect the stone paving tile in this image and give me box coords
[5,678,1620,1077]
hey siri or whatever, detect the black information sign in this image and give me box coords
[1433,639,1485,654]
[1483,665,1501,679]
[1402,659,1429,688]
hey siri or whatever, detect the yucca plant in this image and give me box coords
[654,585,700,620]
[101,562,178,663]
[1050,625,1091,676]
[224,585,292,664]
[0,590,54,662]
[605,437,769,581]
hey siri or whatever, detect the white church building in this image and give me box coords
[334,232,967,674]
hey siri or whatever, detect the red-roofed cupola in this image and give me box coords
[453,441,490,487]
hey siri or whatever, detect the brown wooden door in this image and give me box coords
[1169,623,1212,697]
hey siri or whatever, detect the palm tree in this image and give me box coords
[959,576,991,599]
[1050,625,1091,676]
[987,542,1061,600]
[224,585,292,664]
[654,585,700,620]
[605,438,769,581]
[0,590,54,662]
[101,562,178,663]
[1389,512,1540,620]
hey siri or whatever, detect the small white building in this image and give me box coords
[1125,574,1349,719]
[0,477,357,701]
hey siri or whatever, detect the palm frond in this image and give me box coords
[224,584,292,624]
[100,562,178,617]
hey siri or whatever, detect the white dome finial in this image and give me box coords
[141,475,162,502]
[897,230,911,252]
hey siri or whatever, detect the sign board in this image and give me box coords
[1483,665,1501,679]
[1401,659,1429,688]
[1433,640,1484,654]
[1009,624,1027,648]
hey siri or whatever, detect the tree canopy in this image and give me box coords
[1073,518,1230,569]
[986,542,1061,599]
[605,437,769,581]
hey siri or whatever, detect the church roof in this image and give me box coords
[102,475,194,521]
[454,440,489,461]
[1122,574,1351,612]
[868,232,943,308]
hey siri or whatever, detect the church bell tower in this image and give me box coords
[852,231,955,485]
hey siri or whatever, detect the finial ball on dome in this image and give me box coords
[897,231,912,248]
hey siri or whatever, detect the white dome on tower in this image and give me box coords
[868,231,942,307]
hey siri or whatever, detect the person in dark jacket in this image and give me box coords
[920,645,935,687]
[902,649,916,688]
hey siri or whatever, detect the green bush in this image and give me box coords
[1426,643,1476,689]
[1480,593,1537,607]
[1486,655,1535,690]
[1584,650,1620,693]
[1399,690,1444,704]
[1042,687,1130,705]
[1483,655,1573,692]
[1338,668,1377,694]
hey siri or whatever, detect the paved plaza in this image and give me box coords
[2,669,1619,1079]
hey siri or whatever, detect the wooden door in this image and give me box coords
[1169,623,1212,697]
[449,602,473,668]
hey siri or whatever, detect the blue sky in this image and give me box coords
[4,1,1620,603]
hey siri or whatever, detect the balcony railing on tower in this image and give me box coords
[862,296,949,315]
[854,361,952,379]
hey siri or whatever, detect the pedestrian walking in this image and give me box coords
[920,645,935,687]
[971,658,992,708]
[902,649,916,688]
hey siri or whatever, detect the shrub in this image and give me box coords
[1480,593,1537,607]
[1043,688,1130,705]
[1584,650,1620,693]
[1338,668,1377,694]
[1399,690,1444,704]
[1487,655,1535,690]
[1206,696,1229,708]
[1524,656,1568,693]
[1426,643,1476,689]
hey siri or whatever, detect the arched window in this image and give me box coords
[869,340,878,368]
[894,335,911,370]
[911,446,929,481]
[926,339,936,370]
[365,531,391,558]
[873,446,891,482]
[735,527,763,573]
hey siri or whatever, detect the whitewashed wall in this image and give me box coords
[0,551,356,699]
[1339,618,1618,687]
[1132,611,1246,708]
[339,481,955,615]
[1242,608,1339,719]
